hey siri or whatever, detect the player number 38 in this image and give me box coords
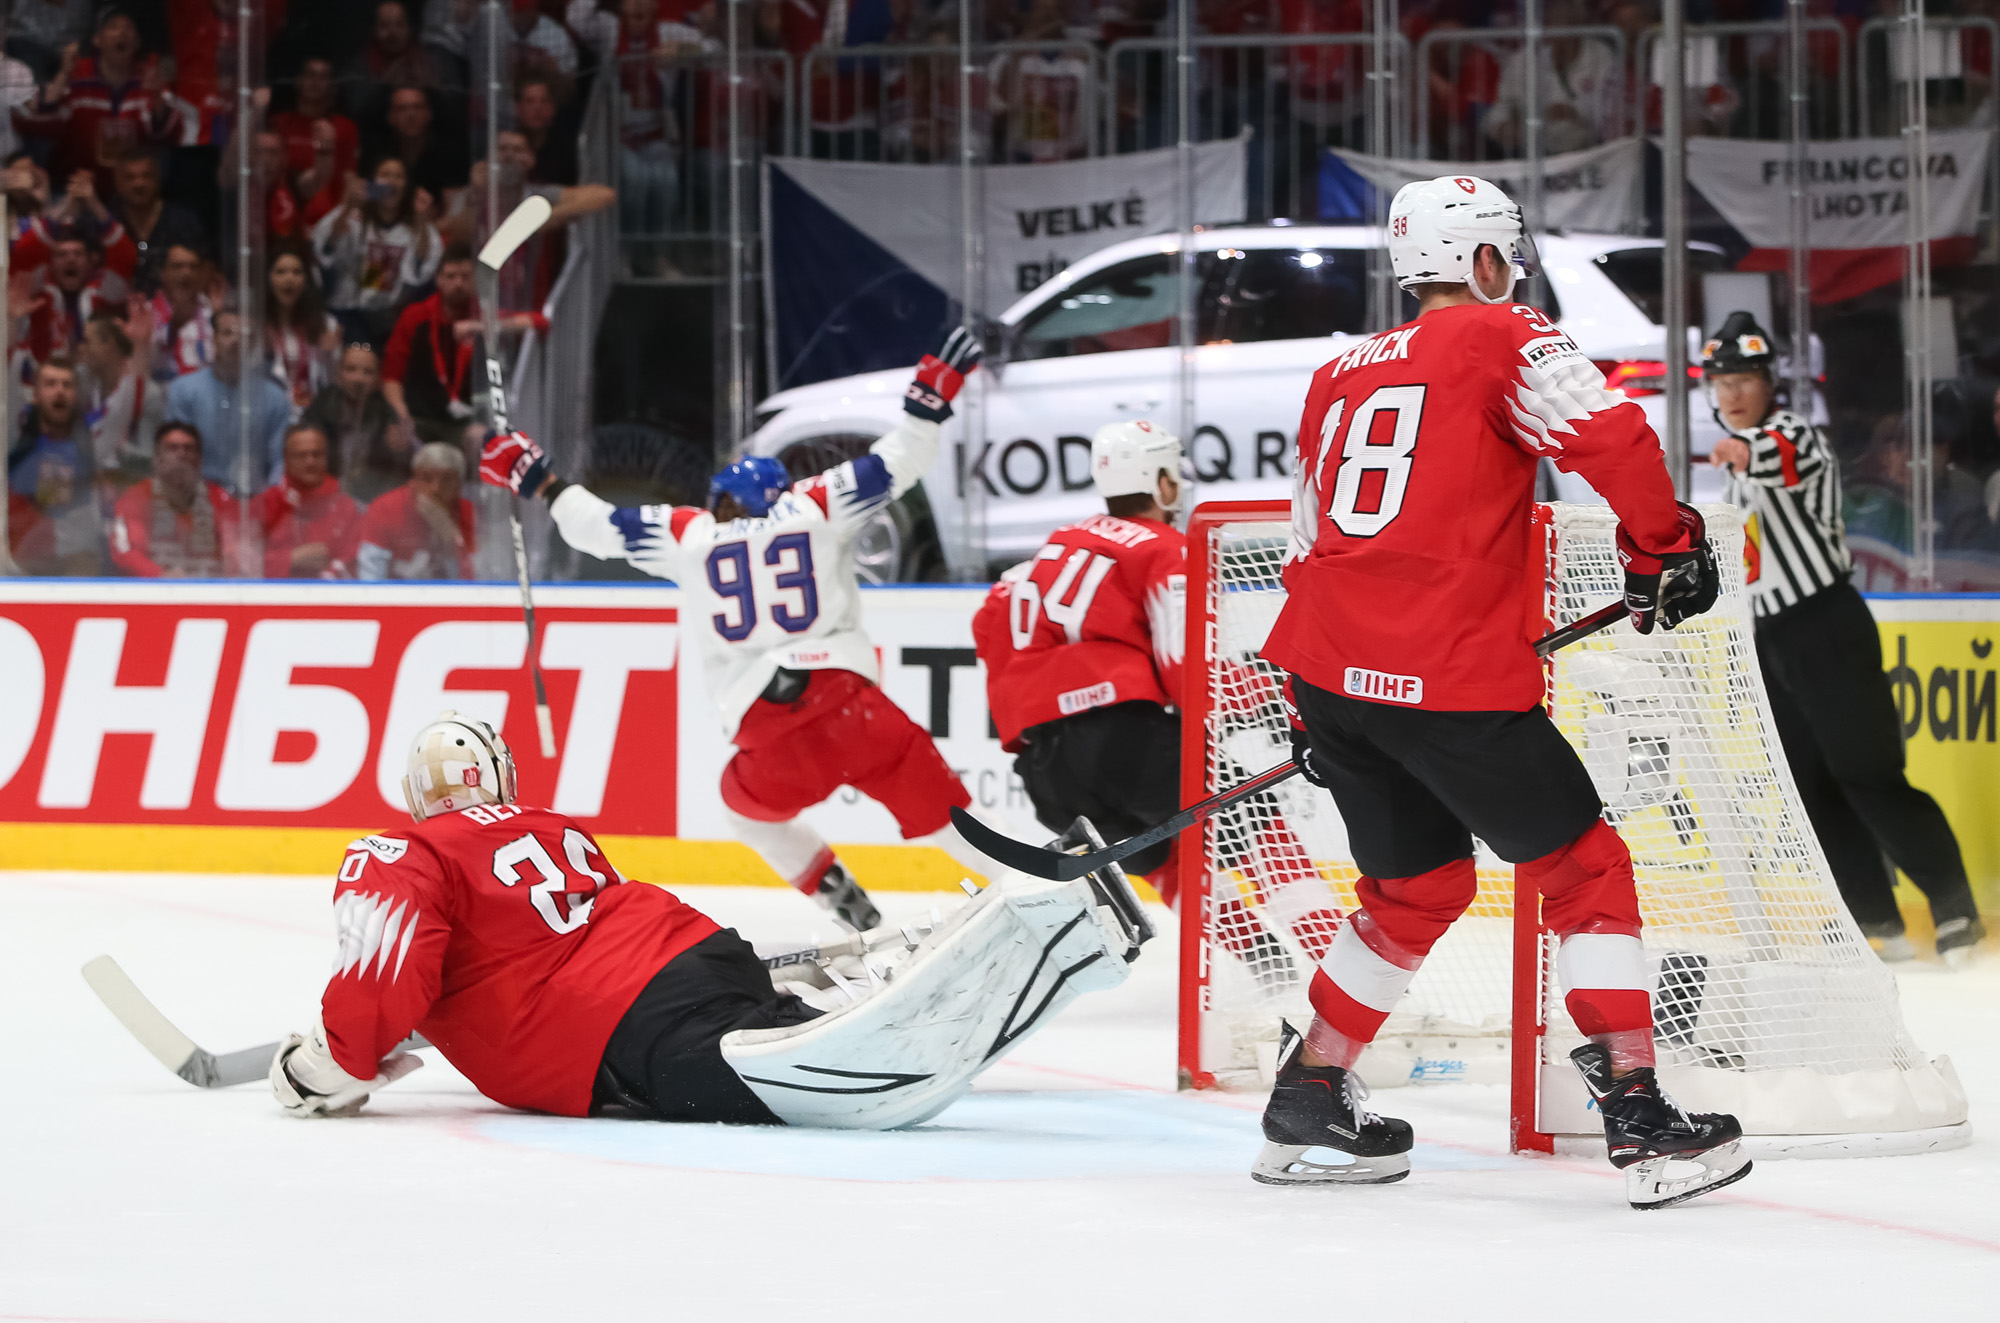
[1319,384,1427,538]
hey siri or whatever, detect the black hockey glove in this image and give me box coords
[1281,679,1331,788]
[902,326,981,424]
[1616,502,1720,635]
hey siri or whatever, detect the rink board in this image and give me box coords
[0,580,1989,909]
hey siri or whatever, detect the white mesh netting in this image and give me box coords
[1189,503,1966,1143]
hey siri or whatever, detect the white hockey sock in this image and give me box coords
[726,809,835,893]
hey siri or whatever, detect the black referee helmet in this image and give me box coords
[1701,311,1777,379]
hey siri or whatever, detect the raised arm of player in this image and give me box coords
[792,327,981,535]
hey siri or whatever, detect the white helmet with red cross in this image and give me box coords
[1091,419,1187,511]
[1387,175,1540,304]
[402,711,518,822]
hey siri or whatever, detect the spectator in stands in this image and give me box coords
[107,151,202,294]
[517,75,579,186]
[343,2,453,130]
[264,241,339,417]
[992,0,1091,163]
[503,0,582,80]
[356,439,477,579]
[78,304,161,490]
[23,164,137,274]
[256,422,364,579]
[566,0,620,64]
[0,16,41,160]
[448,130,613,304]
[165,307,291,497]
[616,0,702,257]
[146,241,213,382]
[383,242,548,445]
[108,419,249,576]
[268,57,359,231]
[13,9,182,193]
[371,85,470,202]
[6,0,93,80]
[313,154,443,347]
[302,341,411,505]
[1482,0,1621,156]
[21,225,124,364]
[6,355,101,575]
[164,0,231,146]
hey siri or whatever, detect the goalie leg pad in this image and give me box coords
[720,872,1136,1129]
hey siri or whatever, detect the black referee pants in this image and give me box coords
[1756,581,1977,932]
[1014,702,1182,875]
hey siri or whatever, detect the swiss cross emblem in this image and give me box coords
[1454,177,1476,193]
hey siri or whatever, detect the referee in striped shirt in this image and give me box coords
[1704,311,1984,963]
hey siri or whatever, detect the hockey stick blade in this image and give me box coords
[950,760,1304,881]
[84,956,428,1089]
[477,195,554,271]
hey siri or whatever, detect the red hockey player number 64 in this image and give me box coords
[1322,384,1427,538]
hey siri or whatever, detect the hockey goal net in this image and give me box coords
[1179,500,1968,1155]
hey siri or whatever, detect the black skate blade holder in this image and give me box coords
[1050,817,1156,959]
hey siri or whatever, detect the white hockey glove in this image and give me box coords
[270,1020,423,1118]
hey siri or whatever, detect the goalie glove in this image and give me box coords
[902,326,982,424]
[270,1021,423,1118]
[1616,502,1720,636]
[479,429,555,499]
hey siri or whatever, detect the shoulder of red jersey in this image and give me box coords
[1057,513,1185,555]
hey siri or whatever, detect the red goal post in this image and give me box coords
[1178,499,1970,1158]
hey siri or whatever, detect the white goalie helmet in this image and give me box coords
[1388,175,1541,304]
[1091,420,1189,513]
[402,711,518,822]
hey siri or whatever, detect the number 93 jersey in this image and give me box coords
[547,417,943,737]
[319,804,720,1117]
[1263,301,1682,713]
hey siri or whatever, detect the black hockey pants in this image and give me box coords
[1755,581,1977,932]
[1014,701,1181,875]
[593,929,821,1124]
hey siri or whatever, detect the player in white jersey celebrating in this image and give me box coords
[480,331,989,931]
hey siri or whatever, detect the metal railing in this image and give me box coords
[797,41,1101,163]
[1636,18,1851,141]
[1415,26,1628,164]
[1105,33,1410,223]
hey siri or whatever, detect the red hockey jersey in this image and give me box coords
[1263,301,1682,711]
[974,513,1186,751]
[319,805,720,1116]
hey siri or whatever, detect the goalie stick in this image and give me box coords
[477,194,559,759]
[81,956,429,1089]
[951,597,1652,881]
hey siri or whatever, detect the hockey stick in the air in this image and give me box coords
[477,194,559,760]
[950,596,1650,882]
[82,956,428,1089]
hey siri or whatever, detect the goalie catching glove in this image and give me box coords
[270,1020,423,1118]
[902,326,981,424]
[479,429,556,499]
[1616,502,1719,636]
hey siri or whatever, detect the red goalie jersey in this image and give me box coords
[974,513,1186,751]
[1263,301,1684,711]
[320,805,719,1116]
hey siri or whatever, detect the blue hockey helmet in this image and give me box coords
[709,455,790,517]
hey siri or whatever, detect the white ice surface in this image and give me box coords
[2,872,1995,1321]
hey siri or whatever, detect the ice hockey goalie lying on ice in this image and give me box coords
[270,713,1149,1128]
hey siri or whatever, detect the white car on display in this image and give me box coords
[749,225,1805,581]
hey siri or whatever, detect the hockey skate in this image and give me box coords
[1251,1021,1412,1186]
[813,862,882,932]
[1934,915,1986,968]
[1571,1043,1752,1209]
